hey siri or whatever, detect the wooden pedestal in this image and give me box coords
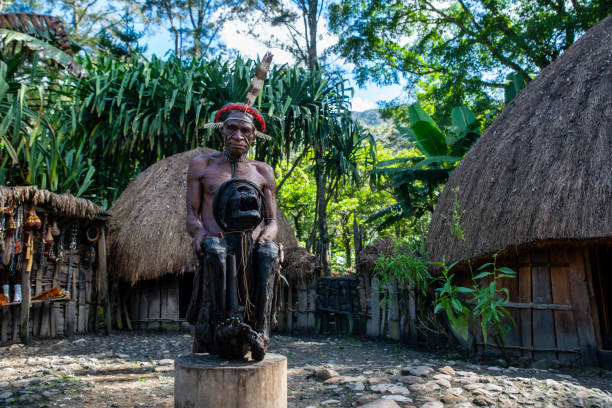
[174,353,287,408]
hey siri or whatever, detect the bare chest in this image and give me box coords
[200,160,266,195]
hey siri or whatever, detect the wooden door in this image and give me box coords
[590,246,612,349]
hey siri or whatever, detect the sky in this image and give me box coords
[142,16,405,112]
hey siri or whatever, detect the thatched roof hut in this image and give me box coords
[428,15,612,265]
[426,16,612,367]
[109,147,299,285]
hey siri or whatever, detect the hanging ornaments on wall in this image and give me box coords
[56,228,65,264]
[25,207,42,230]
[50,219,60,237]
[6,214,16,236]
[0,211,5,267]
[44,223,54,246]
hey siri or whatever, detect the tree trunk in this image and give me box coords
[342,224,351,269]
[314,146,329,276]
[306,0,318,70]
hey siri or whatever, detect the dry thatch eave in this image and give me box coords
[109,147,299,285]
[356,239,395,278]
[281,247,316,285]
[0,186,106,219]
[427,15,612,266]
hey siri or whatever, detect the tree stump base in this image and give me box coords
[174,353,287,408]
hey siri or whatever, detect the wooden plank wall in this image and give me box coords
[468,246,597,366]
[128,277,181,330]
[363,275,420,341]
[354,245,600,366]
[274,278,317,333]
[0,245,98,345]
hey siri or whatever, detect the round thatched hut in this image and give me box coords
[108,147,299,330]
[427,16,612,367]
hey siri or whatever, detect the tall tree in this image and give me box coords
[98,8,147,58]
[329,0,611,122]
[142,0,244,58]
[45,0,119,49]
[247,0,328,70]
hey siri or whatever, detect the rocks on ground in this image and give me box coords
[0,333,611,408]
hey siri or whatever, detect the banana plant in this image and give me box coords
[369,102,481,229]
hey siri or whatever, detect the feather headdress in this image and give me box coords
[202,52,274,140]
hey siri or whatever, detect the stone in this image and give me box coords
[349,382,366,391]
[454,377,479,385]
[18,395,33,403]
[324,376,345,384]
[447,387,463,395]
[438,366,455,376]
[383,394,412,403]
[433,379,451,388]
[408,381,439,393]
[432,374,451,381]
[158,359,174,365]
[545,379,559,387]
[311,368,340,381]
[386,385,410,395]
[402,366,434,377]
[0,391,12,399]
[368,377,391,385]
[471,389,492,397]
[397,376,424,385]
[371,384,392,393]
[420,400,443,408]
[154,366,172,372]
[464,383,484,390]
[357,395,379,405]
[360,399,401,408]
[481,383,502,392]
[174,353,286,408]
[322,399,341,405]
[442,393,466,404]
[472,396,494,406]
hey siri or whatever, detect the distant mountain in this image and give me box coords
[352,109,385,127]
[352,109,413,153]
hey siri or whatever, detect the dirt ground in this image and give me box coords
[0,332,610,408]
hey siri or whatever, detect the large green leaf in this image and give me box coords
[446,309,469,342]
[405,103,448,156]
[410,120,448,157]
[0,29,87,78]
[451,106,477,132]
[504,72,526,104]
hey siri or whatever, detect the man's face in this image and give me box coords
[222,112,255,156]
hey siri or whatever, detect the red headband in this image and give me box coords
[215,105,266,132]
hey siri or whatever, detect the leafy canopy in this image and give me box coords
[329,0,611,122]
